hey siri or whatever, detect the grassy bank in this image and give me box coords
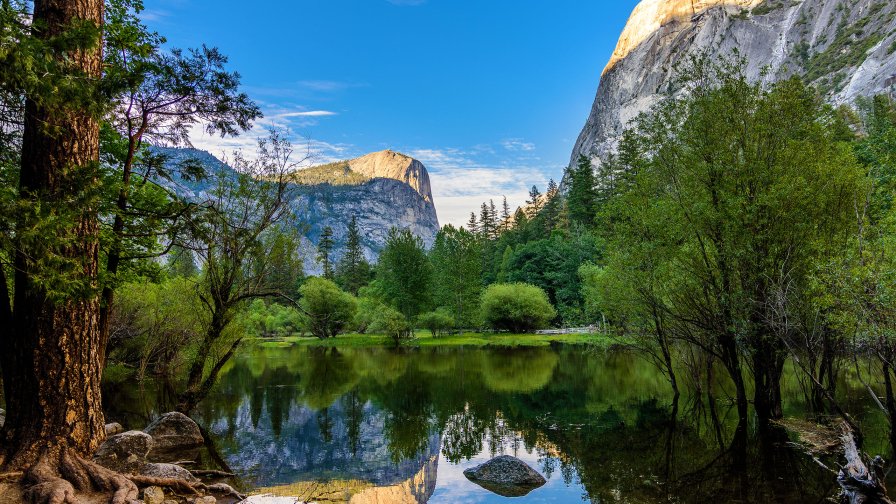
[252,331,615,349]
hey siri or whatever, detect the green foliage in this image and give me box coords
[376,227,432,319]
[480,283,556,333]
[299,277,358,339]
[241,299,304,338]
[369,305,412,344]
[429,225,482,328]
[336,216,372,295]
[566,155,598,228]
[108,277,207,379]
[288,162,370,186]
[317,226,336,280]
[353,296,385,334]
[417,309,455,338]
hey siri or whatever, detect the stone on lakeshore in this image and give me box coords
[144,412,204,451]
[93,430,154,473]
[463,455,546,497]
[143,486,165,504]
[139,462,198,483]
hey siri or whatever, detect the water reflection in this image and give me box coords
[104,345,886,503]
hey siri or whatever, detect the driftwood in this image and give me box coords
[837,422,894,504]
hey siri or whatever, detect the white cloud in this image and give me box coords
[278,110,338,118]
[501,138,536,152]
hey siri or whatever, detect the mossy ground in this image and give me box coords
[252,330,615,349]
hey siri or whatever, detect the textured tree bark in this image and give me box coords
[838,422,894,504]
[0,0,111,476]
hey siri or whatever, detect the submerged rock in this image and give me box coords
[462,455,546,497]
[93,430,154,473]
[139,462,198,483]
[144,412,204,451]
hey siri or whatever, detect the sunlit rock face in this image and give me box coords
[573,0,896,167]
[347,150,434,204]
[155,147,440,265]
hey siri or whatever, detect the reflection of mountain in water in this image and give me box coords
[253,453,438,503]
[205,392,441,496]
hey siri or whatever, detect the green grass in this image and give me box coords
[252,330,615,349]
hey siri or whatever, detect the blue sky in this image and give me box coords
[143,0,640,225]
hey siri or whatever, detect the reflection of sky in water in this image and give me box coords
[105,346,888,503]
[430,441,586,503]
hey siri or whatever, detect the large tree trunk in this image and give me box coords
[0,0,106,468]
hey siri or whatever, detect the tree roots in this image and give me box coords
[23,451,138,504]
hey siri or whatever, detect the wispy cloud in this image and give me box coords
[501,138,536,152]
[279,110,338,118]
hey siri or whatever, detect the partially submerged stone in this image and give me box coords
[144,412,204,451]
[463,455,546,497]
[93,430,154,473]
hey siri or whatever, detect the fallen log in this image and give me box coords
[838,422,894,504]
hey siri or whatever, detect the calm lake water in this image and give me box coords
[103,344,893,503]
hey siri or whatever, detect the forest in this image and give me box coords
[1,0,896,503]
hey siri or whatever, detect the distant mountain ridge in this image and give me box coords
[153,147,440,268]
[572,0,896,168]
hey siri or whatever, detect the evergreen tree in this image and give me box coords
[337,216,372,295]
[317,226,335,280]
[479,202,493,239]
[501,196,512,231]
[489,199,499,238]
[466,212,479,234]
[541,179,563,235]
[567,155,598,228]
[527,185,543,217]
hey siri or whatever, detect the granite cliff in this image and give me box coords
[572,0,896,166]
[155,147,439,267]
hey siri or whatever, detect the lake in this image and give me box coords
[103,344,893,503]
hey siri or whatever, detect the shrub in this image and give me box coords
[353,296,385,334]
[299,277,358,339]
[417,309,455,337]
[369,305,412,344]
[480,283,557,333]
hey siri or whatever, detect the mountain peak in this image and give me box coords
[347,150,433,203]
[605,0,763,75]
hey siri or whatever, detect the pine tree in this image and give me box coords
[317,226,335,280]
[480,202,492,239]
[466,212,479,234]
[488,199,499,239]
[527,185,543,217]
[541,178,563,234]
[337,216,372,295]
[501,196,512,231]
[568,155,599,228]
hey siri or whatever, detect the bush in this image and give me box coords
[353,296,384,334]
[300,277,358,339]
[241,299,304,337]
[480,283,557,333]
[417,309,455,337]
[369,305,412,344]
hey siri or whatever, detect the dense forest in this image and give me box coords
[0,0,895,502]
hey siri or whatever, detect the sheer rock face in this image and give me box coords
[156,147,440,266]
[347,150,434,204]
[572,0,896,167]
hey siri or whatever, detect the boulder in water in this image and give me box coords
[93,430,154,473]
[144,412,204,451]
[463,455,546,497]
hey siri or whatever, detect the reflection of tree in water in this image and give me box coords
[105,345,858,502]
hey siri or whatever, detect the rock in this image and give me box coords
[570,0,896,174]
[463,455,546,497]
[93,430,154,473]
[190,497,216,504]
[139,463,198,483]
[143,486,165,504]
[105,422,124,436]
[153,147,440,271]
[144,412,204,451]
[207,483,245,501]
[163,501,179,504]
